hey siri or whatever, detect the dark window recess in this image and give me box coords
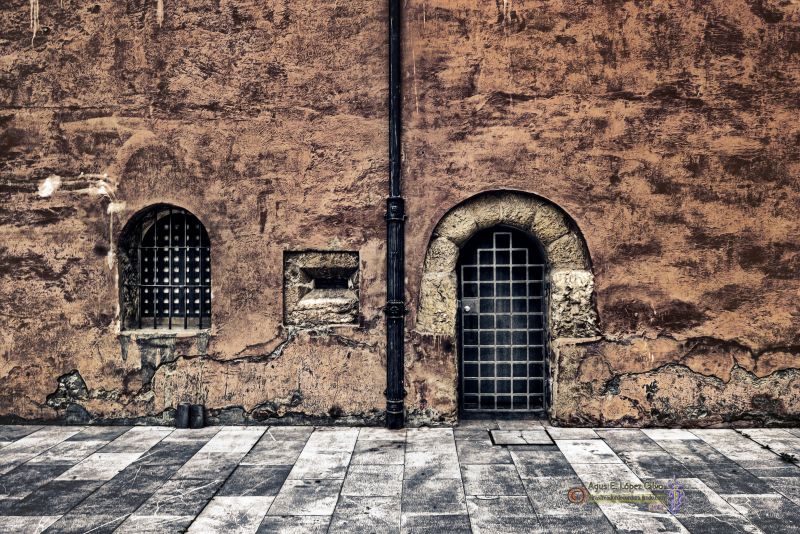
[119,205,211,330]
[284,252,359,326]
[314,276,350,290]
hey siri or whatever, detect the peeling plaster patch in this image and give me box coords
[550,269,600,338]
[37,175,62,197]
[46,370,89,410]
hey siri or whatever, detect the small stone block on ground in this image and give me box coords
[490,429,553,446]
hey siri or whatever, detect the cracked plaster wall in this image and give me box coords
[1,0,799,427]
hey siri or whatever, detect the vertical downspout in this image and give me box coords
[385,0,406,429]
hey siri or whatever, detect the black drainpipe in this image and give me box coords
[385,0,405,429]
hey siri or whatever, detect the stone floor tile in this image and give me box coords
[723,493,800,532]
[457,420,500,430]
[287,451,351,480]
[538,512,616,533]
[785,428,800,439]
[187,496,273,533]
[303,428,359,452]
[218,465,291,497]
[511,449,576,478]
[556,439,623,464]
[490,429,552,445]
[400,512,472,533]
[134,477,225,517]
[115,515,195,533]
[692,464,774,494]
[598,501,689,533]
[570,462,654,497]
[0,443,8,450]
[0,464,71,499]
[674,514,764,534]
[329,512,401,534]
[524,475,591,515]
[197,427,266,454]
[357,427,406,441]
[0,429,83,473]
[8,480,104,516]
[0,426,43,442]
[241,440,307,466]
[55,453,143,481]
[27,440,107,465]
[65,427,131,442]
[762,476,800,506]
[465,496,543,534]
[454,428,492,441]
[161,427,222,442]
[401,476,467,514]
[44,513,128,534]
[334,495,400,515]
[98,427,171,453]
[330,496,401,534]
[652,439,730,469]
[642,429,700,441]
[341,464,403,497]
[173,452,243,479]
[268,479,343,516]
[256,514,331,533]
[745,465,800,478]
[351,439,404,465]
[130,439,207,467]
[406,428,454,441]
[260,426,315,441]
[617,450,694,480]
[545,427,599,440]
[594,429,663,452]
[693,429,788,468]
[0,515,60,533]
[461,464,526,496]
[69,465,178,515]
[404,450,461,479]
[456,440,512,464]
[495,420,545,430]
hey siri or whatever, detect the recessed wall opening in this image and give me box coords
[284,251,360,326]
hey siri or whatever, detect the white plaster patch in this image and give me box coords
[37,175,61,197]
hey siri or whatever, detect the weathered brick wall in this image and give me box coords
[404,0,800,426]
[1,0,799,426]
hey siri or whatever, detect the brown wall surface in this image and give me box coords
[1,0,799,427]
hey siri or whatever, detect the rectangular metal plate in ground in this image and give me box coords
[490,430,553,446]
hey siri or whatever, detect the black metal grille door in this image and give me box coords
[459,228,547,414]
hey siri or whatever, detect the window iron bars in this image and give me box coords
[129,207,211,330]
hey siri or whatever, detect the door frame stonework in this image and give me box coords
[414,191,600,420]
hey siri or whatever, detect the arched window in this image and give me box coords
[119,205,211,330]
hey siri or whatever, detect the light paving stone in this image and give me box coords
[218,465,291,497]
[490,429,552,445]
[341,464,403,497]
[739,429,800,459]
[197,427,265,453]
[511,449,576,478]
[0,464,71,499]
[187,496,273,534]
[350,439,404,465]
[99,426,171,453]
[406,428,454,442]
[287,451,351,480]
[496,420,544,430]
[116,515,196,533]
[556,439,623,464]
[693,429,788,468]
[570,462,654,497]
[331,496,401,534]
[594,429,663,452]
[465,495,543,534]
[268,479,343,516]
[257,514,331,533]
[538,512,615,534]
[401,476,467,514]
[260,427,315,441]
[404,450,461,479]
[545,427,599,440]
[642,429,700,441]
[0,443,9,450]
[0,426,43,442]
[54,453,143,481]
[173,452,242,479]
[647,478,744,517]
[357,428,406,441]
[524,475,600,516]
[723,493,800,532]
[598,501,690,533]
[161,427,221,442]
[456,440,513,464]
[0,428,83,473]
[0,515,61,533]
[27,440,107,465]
[241,440,307,466]
[66,427,131,441]
[303,428,359,452]
[786,428,800,439]
[761,476,800,506]
[400,512,472,533]
[44,513,128,533]
[461,464,526,496]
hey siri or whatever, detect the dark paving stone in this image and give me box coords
[0,464,71,498]
[0,426,42,441]
[65,427,131,442]
[218,465,291,497]
[5,480,104,516]
[539,512,615,534]
[400,513,472,533]
[134,477,225,517]
[44,513,128,534]
[461,464,526,496]
[115,515,195,533]
[456,440,513,464]
[257,515,331,533]
[131,440,206,466]
[524,476,592,515]
[401,476,466,514]
[617,450,694,480]
[511,449,576,478]
[676,514,764,534]
[658,439,732,469]
[693,464,774,494]
[453,428,492,441]
[594,429,663,453]
[69,465,177,516]
[466,495,543,533]
[261,427,315,441]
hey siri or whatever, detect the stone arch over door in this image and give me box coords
[414,191,599,418]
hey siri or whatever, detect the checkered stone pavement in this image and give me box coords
[1,422,800,533]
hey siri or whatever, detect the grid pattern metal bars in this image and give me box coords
[460,229,547,413]
[132,207,211,329]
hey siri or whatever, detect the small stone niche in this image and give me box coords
[284,251,360,326]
